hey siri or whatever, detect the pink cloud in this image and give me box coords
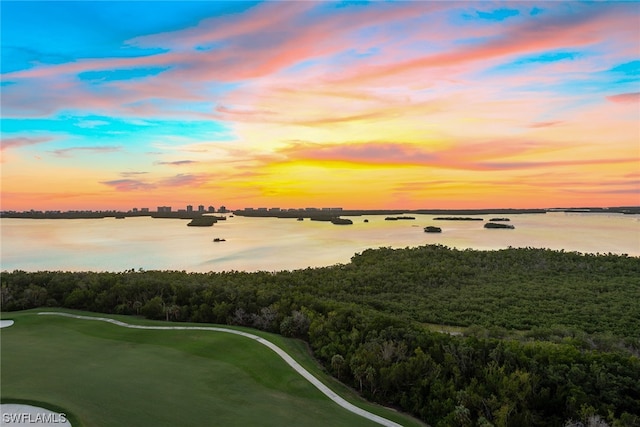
[2,0,637,136]
[2,77,127,117]
[333,4,638,85]
[151,3,433,84]
[3,2,439,91]
[129,2,318,50]
[606,92,640,104]
[1,74,217,119]
[1,136,54,151]
[293,111,396,127]
[528,121,564,128]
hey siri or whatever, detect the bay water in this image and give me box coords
[1,212,638,272]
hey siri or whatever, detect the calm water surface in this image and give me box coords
[1,213,639,272]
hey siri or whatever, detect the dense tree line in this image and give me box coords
[2,245,639,426]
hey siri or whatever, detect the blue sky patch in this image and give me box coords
[529,7,543,16]
[476,8,520,21]
[78,67,170,83]
[516,51,579,64]
[609,60,640,76]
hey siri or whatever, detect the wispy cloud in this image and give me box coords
[275,139,562,171]
[528,121,563,128]
[75,119,109,129]
[120,171,148,177]
[155,160,198,166]
[278,141,435,166]
[477,157,636,171]
[100,179,155,191]
[100,172,211,192]
[158,173,210,187]
[49,146,122,157]
[1,135,54,151]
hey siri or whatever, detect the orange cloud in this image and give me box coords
[275,138,566,169]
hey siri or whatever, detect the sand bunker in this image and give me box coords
[0,320,14,329]
[0,404,71,426]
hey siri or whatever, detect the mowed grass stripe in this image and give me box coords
[1,311,418,427]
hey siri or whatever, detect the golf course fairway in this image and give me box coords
[0,309,423,427]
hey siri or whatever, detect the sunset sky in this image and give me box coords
[1,1,639,211]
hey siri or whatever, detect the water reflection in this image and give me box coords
[1,213,638,272]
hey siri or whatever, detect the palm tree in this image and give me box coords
[164,303,180,321]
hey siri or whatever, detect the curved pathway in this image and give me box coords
[38,312,403,427]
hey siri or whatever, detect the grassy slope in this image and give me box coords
[0,309,424,427]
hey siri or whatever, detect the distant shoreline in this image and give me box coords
[0,211,224,220]
[3,206,638,220]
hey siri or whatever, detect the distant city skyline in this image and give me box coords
[1,1,639,211]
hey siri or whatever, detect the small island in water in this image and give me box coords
[434,216,484,221]
[187,217,218,227]
[331,217,353,225]
[484,222,515,229]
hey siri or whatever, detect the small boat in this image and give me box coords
[213,238,226,242]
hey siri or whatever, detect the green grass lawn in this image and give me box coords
[0,309,423,427]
